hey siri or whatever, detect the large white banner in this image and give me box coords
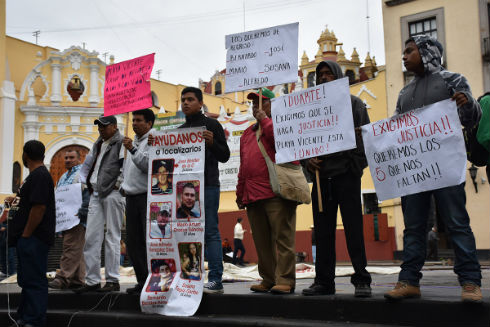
[141,127,205,316]
[362,99,466,201]
[225,22,298,93]
[271,78,356,163]
[218,118,253,191]
[54,183,82,233]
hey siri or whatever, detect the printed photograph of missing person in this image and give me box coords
[146,259,177,292]
[149,202,172,239]
[178,242,202,281]
[151,159,174,195]
[176,181,200,219]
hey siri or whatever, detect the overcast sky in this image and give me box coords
[6,0,385,87]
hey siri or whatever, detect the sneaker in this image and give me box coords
[203,281,224,294]
[384,281,421,300]
[48,278,67,290]
[126,284,143,295]
[73,283,101,294]
[461,282,482,303]
[302,283,335,296]
[250,282,273,293]
[270,284,295,294]
[97,282,120,292]
[354,284,372,298]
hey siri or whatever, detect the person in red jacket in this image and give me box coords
[236,88,298,294]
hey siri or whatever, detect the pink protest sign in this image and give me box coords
[104,53,155,116]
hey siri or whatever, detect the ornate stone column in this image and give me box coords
[50,58,62,106]
[0,80,16,194]
[88,58,100,106]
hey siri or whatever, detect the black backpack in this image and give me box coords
[463,93,490,167]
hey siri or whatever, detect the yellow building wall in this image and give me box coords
[382,0,489,250]
[0,0,5,81]
[382,0,483,116]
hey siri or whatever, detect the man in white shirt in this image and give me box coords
[232,217,246,266]
[121,109,155,295]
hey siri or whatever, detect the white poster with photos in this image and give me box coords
[141,127,205,317]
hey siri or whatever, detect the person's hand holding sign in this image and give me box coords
[451,92,468,108]
[306,157,322,173]
[203,130,214,146]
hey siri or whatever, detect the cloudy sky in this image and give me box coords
[6,0,385,87]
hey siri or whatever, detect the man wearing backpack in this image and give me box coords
[384,35,482,303]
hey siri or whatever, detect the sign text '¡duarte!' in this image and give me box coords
[152,131,204,147]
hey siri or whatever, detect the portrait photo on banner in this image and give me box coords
[176,181,201,219]
[178,242,202,281]
[151,159,174,195]
[149,202,172,239]
[146,259,177,293]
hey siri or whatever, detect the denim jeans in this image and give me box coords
[399,183,481,286]
[204,186,223,283]
[16,236,49,327]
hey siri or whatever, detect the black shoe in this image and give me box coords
[354,284,372,298]
[126,284,143,295]
[302,283,335,296]
[97,282,120,292]
[73,283,101,294]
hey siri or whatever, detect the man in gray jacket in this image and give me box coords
[384,35,482,302]
[302,61,372,298]
[75,115,125,293]
[121,109,155,295]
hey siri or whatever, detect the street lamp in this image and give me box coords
[468,164,478,193]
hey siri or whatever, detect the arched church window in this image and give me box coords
[12,162,20,193]
[307,72,315,88]
[345,70,355,84]
[214,81,222,95]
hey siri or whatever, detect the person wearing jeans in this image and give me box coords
[178,87,230,294]
[384,35,482,302]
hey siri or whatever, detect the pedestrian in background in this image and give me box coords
[232,217,246,266]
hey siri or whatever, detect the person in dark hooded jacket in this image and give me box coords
[302,61,372,298]
[384,35,482,303]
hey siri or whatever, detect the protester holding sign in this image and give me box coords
[302,61,372,297]
[178,87,230,294]
[236,88,298,294]
[384,35,482,303]
[121,108,155,295]
[74,115,126,294]
[49,149,88,290]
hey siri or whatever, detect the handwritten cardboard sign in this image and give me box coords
[272,78,356,163]
[362,99,466,200]
[104,53,155,116]
[55,183,82,233]
[225,22,298,92]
